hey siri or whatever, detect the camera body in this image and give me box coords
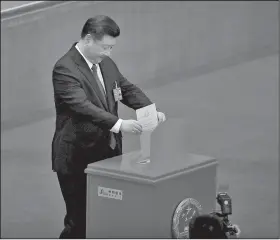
[188,192,240,239]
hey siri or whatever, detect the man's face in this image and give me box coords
[84,34,116,64]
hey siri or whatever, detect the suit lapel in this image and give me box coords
[70,44,109,111]
[78,64,109,110]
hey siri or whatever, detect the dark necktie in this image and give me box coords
[91,64,107,104]
[91,64,116,150]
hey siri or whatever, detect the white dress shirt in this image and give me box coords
[75,44,122,133]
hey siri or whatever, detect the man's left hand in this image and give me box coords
[157,111,166,123]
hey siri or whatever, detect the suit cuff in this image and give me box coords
[110,119,123,133]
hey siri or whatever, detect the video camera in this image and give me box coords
[189,192,241,239]
[212,192,240,238]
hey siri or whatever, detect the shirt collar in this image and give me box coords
[75,43,96,69]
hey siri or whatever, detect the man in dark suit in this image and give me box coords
[51,15,166,238]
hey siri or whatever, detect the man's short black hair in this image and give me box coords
[189,214,227,239]
[81,15,120,40]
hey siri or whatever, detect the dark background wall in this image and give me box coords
[1,1,278,130]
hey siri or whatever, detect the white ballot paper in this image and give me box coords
[136,103,158,160]
[136,103,158,132]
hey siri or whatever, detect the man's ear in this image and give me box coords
[84,34,92,44]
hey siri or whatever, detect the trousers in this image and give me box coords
[57,146,119,239]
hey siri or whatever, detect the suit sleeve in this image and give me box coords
[118,73,153,110]
[52,64,119,130]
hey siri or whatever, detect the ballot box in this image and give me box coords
[85,119,218,238]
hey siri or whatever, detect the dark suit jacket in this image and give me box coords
[51,43,152,174]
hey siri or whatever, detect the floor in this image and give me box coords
[1,53,278,238]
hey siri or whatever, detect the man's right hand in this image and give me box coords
[120,120,142,134]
